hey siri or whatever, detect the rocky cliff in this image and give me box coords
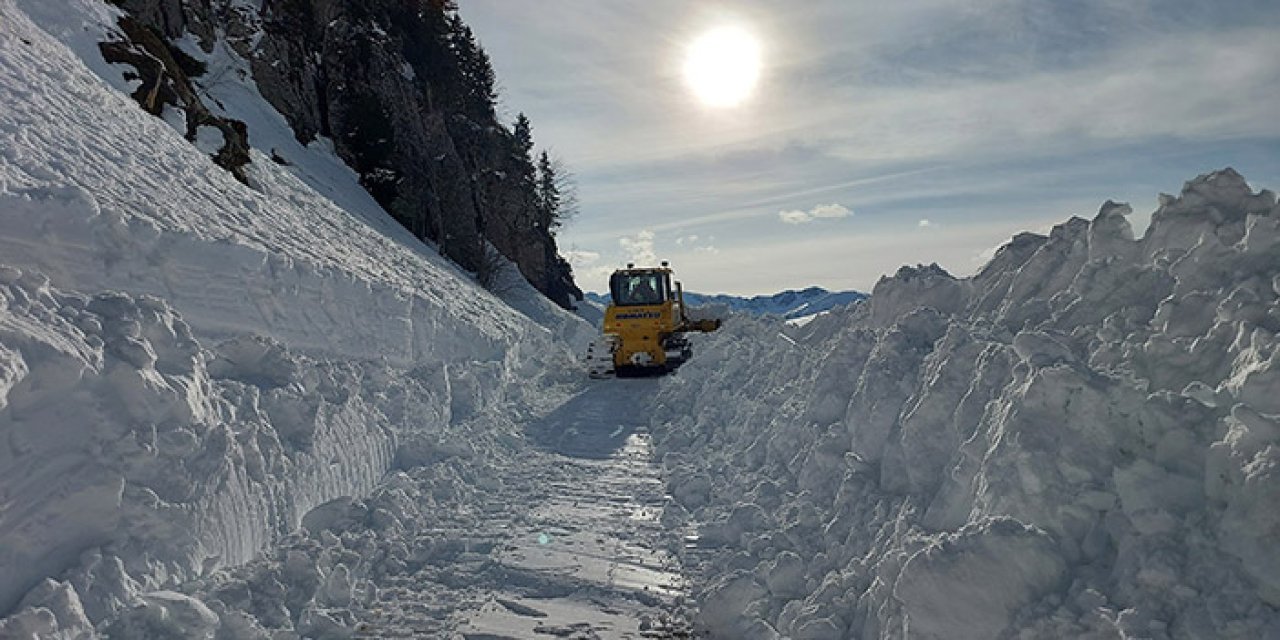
[106,0,582,308]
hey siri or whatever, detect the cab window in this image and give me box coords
[611,273,665,306]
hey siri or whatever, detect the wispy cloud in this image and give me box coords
[491,11,1280,171]
[816,29,1280,165]
[674,233,720,255]
[563,249,600,266]
[779,203,852,224]
[778,210,810,225]
[671,213,1069,294]
[619,230,658,265]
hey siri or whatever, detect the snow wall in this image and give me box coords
[654,170,1280,639]
[0,0,587,632]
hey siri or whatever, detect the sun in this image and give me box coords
[683,26,762,108]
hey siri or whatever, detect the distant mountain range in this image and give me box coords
[582,286,867,320]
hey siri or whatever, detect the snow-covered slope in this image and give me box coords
[652,171,1280,639]
[0,0,546,366]
[0,0,589,633]
[585,287,866,321]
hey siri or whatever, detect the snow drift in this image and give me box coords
[653,169,1280,639]
[0,0,585,635]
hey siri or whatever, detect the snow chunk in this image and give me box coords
[1011,329,1076,367]
[0,580,93,639]
[207,335,297,388]
[104,591,219,639]
[895,518,1066,640]
[868,263,966,327]
[698,572,771,638]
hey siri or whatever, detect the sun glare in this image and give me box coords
[683,26,762,108]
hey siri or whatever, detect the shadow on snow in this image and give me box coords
[524,379,660,460]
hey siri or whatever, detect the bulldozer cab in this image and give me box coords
[609,269,670,306]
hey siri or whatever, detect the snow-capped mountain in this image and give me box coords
[585,286,866,320]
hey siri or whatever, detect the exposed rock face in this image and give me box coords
[107,0,582,308]
[100,13,251,182]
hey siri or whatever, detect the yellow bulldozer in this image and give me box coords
[586,262,721,378]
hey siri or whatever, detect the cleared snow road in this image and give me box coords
[354,379,692,639]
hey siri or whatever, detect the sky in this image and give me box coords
[459,1,1280,295]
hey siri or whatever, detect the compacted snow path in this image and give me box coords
[309,379,692,640]
[451,379,692,639]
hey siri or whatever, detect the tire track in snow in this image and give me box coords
[356,379,694,639]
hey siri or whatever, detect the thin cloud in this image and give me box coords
[563,249,601,265]
[573,166,944,242]
[779,210,811,224]
[619,229,658,265]
[811,204,850,219]
[817,28,1280,164]
[779,203,852,224]
[562,249,611,290]
[675,214,1067,293]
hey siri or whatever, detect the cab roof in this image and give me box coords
[612,263,673,277]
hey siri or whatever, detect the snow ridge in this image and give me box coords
[0,1,587,635]
[653,169,1280,639]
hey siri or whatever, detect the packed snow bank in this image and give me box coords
[653,169,1280,639]
[0,259,580,636]
[0,0,587,633]
[0,274,346,621]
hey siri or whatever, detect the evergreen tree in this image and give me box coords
[467,45,498,116]
[393,0,459,113]
[445,13,497,118]
[512,113,533,160]
[508,113,539,231]
[536,150,559,229]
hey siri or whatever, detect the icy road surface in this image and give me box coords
[362,379,693,639]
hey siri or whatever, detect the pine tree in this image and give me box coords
[536,150,559,229]
[445,13,497,118]
[468,45,498,116]
[512,113,533,160]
